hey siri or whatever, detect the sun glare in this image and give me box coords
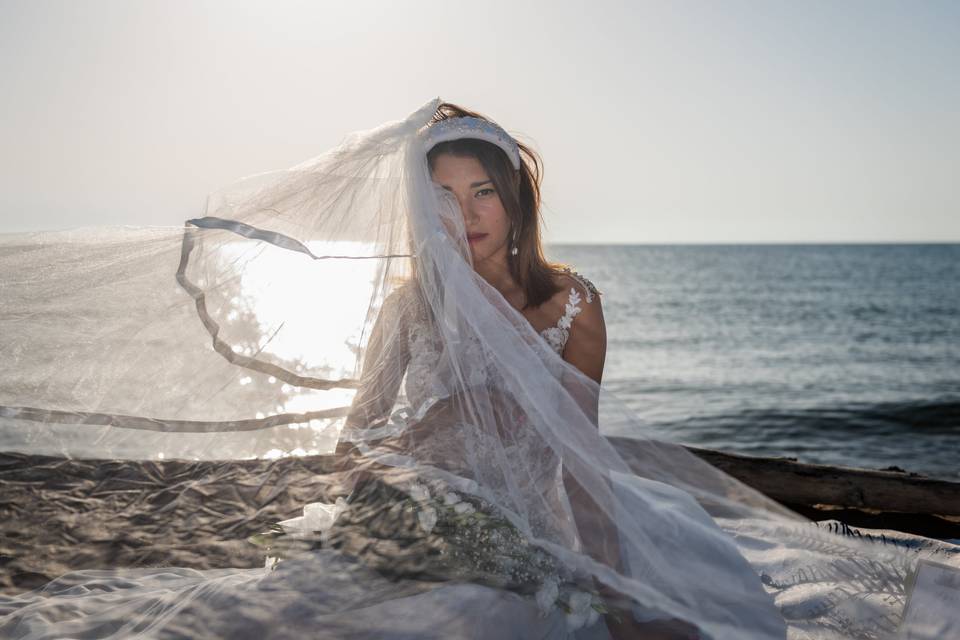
[232,240,382,370]
[219,238,394,418]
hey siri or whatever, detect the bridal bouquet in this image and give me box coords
[248,474,612,630]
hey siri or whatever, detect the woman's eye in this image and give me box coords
[475,188,495,198]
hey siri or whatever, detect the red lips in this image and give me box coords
[466,233,488,242]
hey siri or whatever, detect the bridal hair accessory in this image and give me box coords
[421,116,521,170]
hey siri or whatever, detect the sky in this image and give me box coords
[0,0,957,243]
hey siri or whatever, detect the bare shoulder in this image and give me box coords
[552,267,606,382]
[554,266,600,299]
[552,267,603,312]
[553,267,605,332]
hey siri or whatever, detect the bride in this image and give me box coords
[0,98,955,639]
[330,101,700,639]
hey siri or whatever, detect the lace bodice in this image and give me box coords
[402,268,599,411]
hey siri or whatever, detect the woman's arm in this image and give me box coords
[347,288,412,428]
[559,281,607,389]
[556,283,624,572]
[560,284,700,639]
[335,289,411,475]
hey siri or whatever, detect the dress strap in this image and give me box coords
[560,266,600,304]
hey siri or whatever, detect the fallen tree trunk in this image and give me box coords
[608,437,960,540]
[671,441,960,516]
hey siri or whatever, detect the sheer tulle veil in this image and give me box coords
[0,98,954,639]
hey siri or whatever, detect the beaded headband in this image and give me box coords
[421,116,521,171]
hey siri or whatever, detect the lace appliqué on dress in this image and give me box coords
[538,268,600,356]
[539,288,583,356]
[404,268,600,405]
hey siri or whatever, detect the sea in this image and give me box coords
[550,244,960,481]
[2,239,957,479]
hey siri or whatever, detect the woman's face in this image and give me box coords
[430,153,511,267]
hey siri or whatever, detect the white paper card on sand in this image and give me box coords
[898,558,960,639]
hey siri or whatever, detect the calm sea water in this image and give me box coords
[550,244,960,481]
[3,240,957,478]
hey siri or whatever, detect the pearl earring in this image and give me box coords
[510,229,519,256]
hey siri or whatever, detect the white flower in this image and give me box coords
[278,498,348,537]
[453,502,475,515]
[443,491,461,506]
[565,590,600,631]
[417,506,438,534]
[535,577,559,615]
[408,483,430,503]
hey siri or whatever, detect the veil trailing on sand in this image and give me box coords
[0,99,956,639]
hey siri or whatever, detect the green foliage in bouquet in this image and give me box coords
[248,474,613,627]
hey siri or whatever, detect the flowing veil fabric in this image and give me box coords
[0,99,956,639]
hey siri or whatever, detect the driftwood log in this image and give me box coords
[617,437,960,540]
[609,438,960,517]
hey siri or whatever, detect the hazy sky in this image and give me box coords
[1,0,957,243]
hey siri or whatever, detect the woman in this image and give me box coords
[316,102,788,639]
[330,102,697,638]
[0,99,953,639]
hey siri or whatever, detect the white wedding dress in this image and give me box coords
[273,270,787,639]
[273,268,960,640]
[0,272,630,640]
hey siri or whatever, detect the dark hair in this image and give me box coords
[425,103,563,309]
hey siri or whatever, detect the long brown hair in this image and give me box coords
[426,103,563,309]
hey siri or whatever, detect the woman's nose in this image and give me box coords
[458,196,477,223]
